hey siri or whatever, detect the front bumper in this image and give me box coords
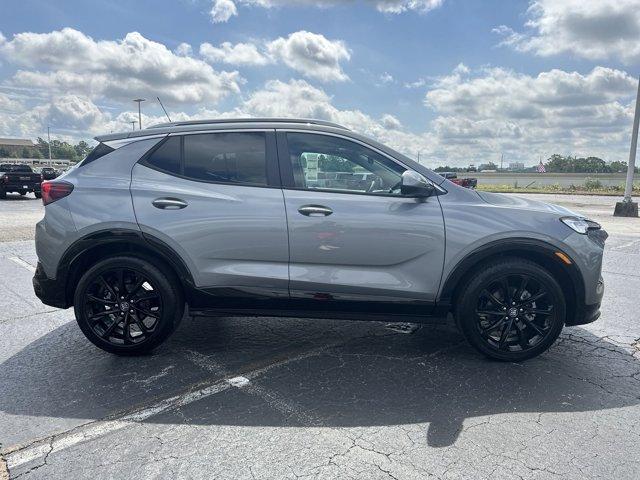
[32,262,68,308]
[565,276,604,326]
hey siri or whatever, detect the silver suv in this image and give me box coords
[33,118,607,361]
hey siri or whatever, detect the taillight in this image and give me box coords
[41,181,74,206]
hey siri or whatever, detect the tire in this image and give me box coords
[73,256,184,355]
[0,188,5,199]
[19,190,26,196]
[455,258,565,362]
[34,191,42,199]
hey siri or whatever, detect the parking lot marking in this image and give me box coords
[4,341,344,471]
[8,256,36,273]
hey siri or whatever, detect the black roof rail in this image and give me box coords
[146,117,349,130]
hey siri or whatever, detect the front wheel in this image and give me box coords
[73,256,184,355]
[456,258,565,361]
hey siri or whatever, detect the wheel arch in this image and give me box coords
[439,238,585,324]
[59,229,195,307]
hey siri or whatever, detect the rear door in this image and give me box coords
[277,131,445,316]
[131,130,289,304]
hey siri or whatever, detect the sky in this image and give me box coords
[1,0,639,167]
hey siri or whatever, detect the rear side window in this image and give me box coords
[79,142,115,167]
[183,132,267,186]
[145,136,180,174]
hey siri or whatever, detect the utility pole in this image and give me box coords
[614,76,640,217]
[47,126,52,166]
[133,98,146,130]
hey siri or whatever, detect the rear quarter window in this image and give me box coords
[142,136,181,174]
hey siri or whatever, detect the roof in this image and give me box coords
[147,118,348,130]
[0,138,34,147]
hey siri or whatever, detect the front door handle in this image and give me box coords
[152,198,188,210]
[298,205,333,217]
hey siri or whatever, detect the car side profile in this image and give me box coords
[33,118,607,361]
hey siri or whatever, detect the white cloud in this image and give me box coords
[380,114,402,129]
[379,72,394,84]
[423,65,637,161]
[266,31,350,82]
[174,42,193,57]
[200,41,270,65]
[209,0,444,23]
[0,28,242,105]
[210,0,238,23]
[495,0,640,64]
[0,93,23,112]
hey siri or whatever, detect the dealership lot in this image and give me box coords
[1,193,639,479]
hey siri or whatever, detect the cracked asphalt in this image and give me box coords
[1,192,639,479]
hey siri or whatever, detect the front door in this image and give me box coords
[278,131,445,316]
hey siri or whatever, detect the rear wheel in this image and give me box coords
[19,190,26,196]
[73,256,184,355]
[0,188,5,199]
[34,191,42,199]
[456,258,565,361]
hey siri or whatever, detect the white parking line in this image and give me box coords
[4,342,341,471]
[8,256,36,273]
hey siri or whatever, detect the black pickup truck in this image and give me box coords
[0,164,42,199]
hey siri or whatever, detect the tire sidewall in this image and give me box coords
[457,260,566,362]
[73,256,183,355]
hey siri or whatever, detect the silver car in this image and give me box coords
[33,118,606,361]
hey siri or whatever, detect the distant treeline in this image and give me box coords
[435,154,638,174]
[0,138,93,162]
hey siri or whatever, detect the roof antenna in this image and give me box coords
[157,96,172,123]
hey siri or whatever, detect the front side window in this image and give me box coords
[183,132,267,185]
[286,133,405,195]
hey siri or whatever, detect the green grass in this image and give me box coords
[477,180,640,196]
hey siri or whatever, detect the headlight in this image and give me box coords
[560,216,601,234]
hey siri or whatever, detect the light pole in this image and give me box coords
[130,121,136,131]
[47,126,52,166]
[614,76,640,217]
[133,98,146,130]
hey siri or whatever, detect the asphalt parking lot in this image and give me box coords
[1,192,639,479]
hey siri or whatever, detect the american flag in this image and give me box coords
[537,160,546,173]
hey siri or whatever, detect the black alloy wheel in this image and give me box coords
[457,258,565,361]
[74,256,183,355]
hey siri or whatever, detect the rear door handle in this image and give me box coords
[298,205,333,217]
[152,198,188,210]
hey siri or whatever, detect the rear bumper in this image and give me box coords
[32,262,68,308]
[2,183,41,192]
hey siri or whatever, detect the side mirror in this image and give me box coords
[401,170,435,197]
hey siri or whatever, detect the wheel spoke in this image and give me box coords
[122,312,133,345]
[522,317,546,336]
[88,310,114,322]
[518,291,546,306]
[476,309,505,317]
[87,294,117,305]
[525,307,553,316]
[514,322,530,349]
[481,317,506,333]
[101,317,121,339]
[99,275,117,299]
[116,269,125,294]
[132,305,159,319]
[481,289,505,308]
[514,276,528,302]
[129,276,146,296]
[500,277,511,305]
[498,319,513,349]
[133,315,150,334]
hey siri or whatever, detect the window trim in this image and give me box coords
[276,129,426,198]
[138,129,281,189]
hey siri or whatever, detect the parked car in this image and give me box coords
[0,163,42,198]
[40,167,59,180]
[33,118,606,361]
[439,171,478,189]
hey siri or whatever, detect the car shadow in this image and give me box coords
[1,316,638,448]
